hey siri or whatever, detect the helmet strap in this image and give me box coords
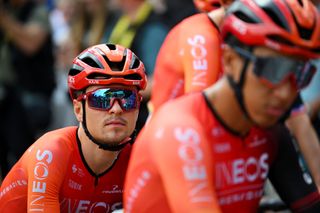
[80,101,132,151]
[226,50,256,124]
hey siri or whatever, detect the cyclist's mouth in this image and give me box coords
[265,107,285,117]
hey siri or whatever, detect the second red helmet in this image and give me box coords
[68,43,147,99]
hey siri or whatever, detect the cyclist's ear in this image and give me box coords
[73,99,83,122]
[138,93,143,102]
[222,44,244,81]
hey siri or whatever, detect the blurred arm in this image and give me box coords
[0,9,48,55]
[286,112,320,192]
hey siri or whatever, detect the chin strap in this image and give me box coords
[81,101,132,151]
[226,49,255,123]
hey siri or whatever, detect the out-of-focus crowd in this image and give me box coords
[0,0,197,179]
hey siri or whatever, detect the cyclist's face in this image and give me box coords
[242,47,298,127]
[74,85,140,144]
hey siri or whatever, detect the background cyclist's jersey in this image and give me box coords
[0,126,131,213]
[125,92,279,213]
[149,13,223,113]
[125,92,320,213]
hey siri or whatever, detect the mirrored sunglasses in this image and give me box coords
[233,47,316,90]
[78,87,140,111]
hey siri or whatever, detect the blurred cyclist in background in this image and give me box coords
[0,43,147,212]
[149,0,320,191]
[124,0,320,212]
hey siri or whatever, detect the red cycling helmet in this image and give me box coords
[193,0,222,12]
[221,0,320,58]
[68,43,147,99]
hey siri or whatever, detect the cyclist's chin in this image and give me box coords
[104,130,128,143]
[253,115,280,128]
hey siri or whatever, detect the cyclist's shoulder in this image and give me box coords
[150,93,207,128]
[30,126,78,155]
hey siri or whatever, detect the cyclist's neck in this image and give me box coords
[204,77,253,136]
[207,6,226,29]
[77,126,120,174]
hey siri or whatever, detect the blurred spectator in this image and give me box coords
[107,0,169,133]
[0,0,55,178]
[48,0,77,129]
[69,0,113,54]
[161,0,197,28]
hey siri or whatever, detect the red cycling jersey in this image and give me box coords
[149,13,223,113]
[125,93,279,213]
[0,126,131,213]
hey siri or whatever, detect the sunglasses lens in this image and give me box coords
[87,88,138,111]
[233,47,316,90]
[296,63,316,89]
[119,90,138,110]
[253,55,316,89]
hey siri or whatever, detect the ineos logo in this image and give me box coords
[34,162,49,180]
[187,35,208,86]
[29,149,53,212]
[175,127,206,180]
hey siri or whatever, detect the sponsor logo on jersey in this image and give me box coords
[169,79,184,100]
[218,187,264,206]
[102,185,123,194]
[248,135,267,148]
[212,127,224,137]
[29,149,53,212]
[72,164,85,178]
[214,142,231,153]
[60,198,122,213]
[216,153,269,188]
[68,179,82,191]
[174,127,214,203]
[126,170,151,213]
[0,180,27,198]
[187,35,208,87]
[215,153,269,205]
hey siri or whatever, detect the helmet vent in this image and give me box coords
[87,73,112,80]
[234,11,258,23]
[260,3,289,31]
[130,55,141,69]
[123,73,142,80]
[297,24,313,40]
[291,13,314,40]
[106,43,116,50]
[212,2,221,8]
[69,64,84,76]
[79,52,104,69]
[297,0,303,7]
[81,57,102,68]
[103,54,126,72]
[267,35,294,46]
[229,1,261,24]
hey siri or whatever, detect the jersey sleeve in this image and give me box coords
[268,124,320,212]
[26,136,71,212]
[150,117,222,212]
[181,18,222,93]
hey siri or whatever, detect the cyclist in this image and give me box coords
[150,0,320,190]
[124,0,320,212]
[0,43,147,212]
[148,0,230,114]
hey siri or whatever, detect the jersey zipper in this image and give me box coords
[94,176,99,186]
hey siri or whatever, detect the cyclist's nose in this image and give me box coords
[109,99,123,114]
[272,79,296,101]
